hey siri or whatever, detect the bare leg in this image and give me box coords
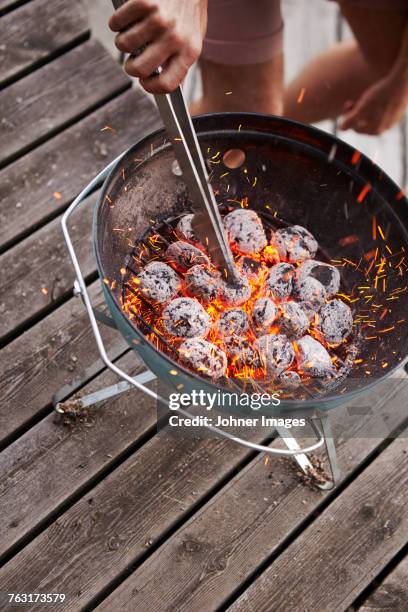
[189,55,284,116]
[284,8,407,124]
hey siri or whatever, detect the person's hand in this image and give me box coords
[339,74,408,135]
[109,0,208,94]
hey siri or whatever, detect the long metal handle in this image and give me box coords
[167,89,238,280]
[155,91,237,279]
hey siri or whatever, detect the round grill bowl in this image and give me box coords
[94,113,408,416]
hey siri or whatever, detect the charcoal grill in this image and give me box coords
[59,113,408,489]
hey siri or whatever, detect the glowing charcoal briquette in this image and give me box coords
[137,261,180,303]
[271,225,318,262]
[223,209,267,254]
[162,297,211,338]
[166,241,209,272]
[184,264,221,303]
[318,299,353,344]
[178,338,227,379]
[254,334,295,376]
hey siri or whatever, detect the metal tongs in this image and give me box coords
[154,88,238,282]
[111,1,237,283]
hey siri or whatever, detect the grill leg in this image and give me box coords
[53,370,157,413]
[318,415,341,489]
[276,426,318,476]
[278,416,340,490]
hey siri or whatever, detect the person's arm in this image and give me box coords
[109,0,208,94]
[340,20,408,135]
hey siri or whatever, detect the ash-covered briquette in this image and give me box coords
[297,260,340,297]
[293,276,327,314]
[279,370,302,388]
[137,261,180,303]
[166,241,209,273]
[175,214,200,244]
[271,225,318,262]
[252,298,277,334]
[219,272,252,306]
[162,297,211,338]
[237,256,267,281]
[318,299,353,344]
[296,335,334,377]
[279,301,309,337]
[224,336,261,369]
[223,209,267,255]
[217,308,249,336]
[178,338,227,379]
[265,263,296,300]
[184,264,221,303]
[254,334,295,376]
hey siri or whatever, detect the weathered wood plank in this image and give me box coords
[0,0,89,87]
[0,281,127,447]
[0,192,95,342]
[96,374,408,612]
[0,39,129,168]
[0,374,406,610]
[337,19,405,186]
[0,423,266,610]
[0,0,27,15]
[0,87,159,252]
[0,350,158,560]
[282,0,338,134]
[359,555,408,611]
[229,435,408,612]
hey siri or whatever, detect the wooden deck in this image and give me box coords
[0,1,407,610]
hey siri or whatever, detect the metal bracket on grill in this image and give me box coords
[73,280,118,330]
[59,158,341,491]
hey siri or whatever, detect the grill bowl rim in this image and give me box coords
[93,112,408,414]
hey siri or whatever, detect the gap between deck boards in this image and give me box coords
[355,549,408,611]
[0,0,31,17]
